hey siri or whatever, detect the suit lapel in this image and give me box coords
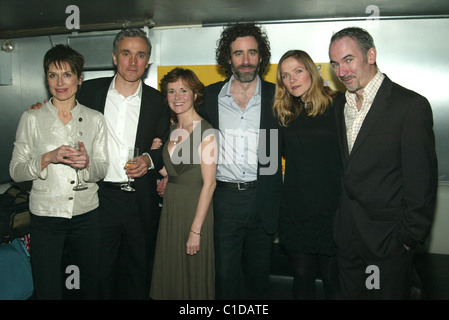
[347,76,392,160]
[204,80,225,129]
[99,78,111,113]
[211,84,221,129]
[259,80,269,130]
[135,82,149,149]
[335,94,350,162]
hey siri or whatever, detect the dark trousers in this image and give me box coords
[30,209,99,300]
[337,233,415,300]
[97,187,147,300]
[289,252,342,300]
[213,185,273,300]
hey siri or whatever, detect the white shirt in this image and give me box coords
[344,71,385,153]
[103,76,141,182]
[216,75,261,183]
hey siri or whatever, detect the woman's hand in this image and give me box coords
[45,145,72,165]
[151,138,163,150]
[69,141,89,170]
[157,176,168,196]
[41,142,87,170]
[186,231,201,255]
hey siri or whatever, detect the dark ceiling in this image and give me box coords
[1,0,449,38]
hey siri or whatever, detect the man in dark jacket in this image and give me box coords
[329,26,437,299]
[76,28,169,299]
[200,22,282,300]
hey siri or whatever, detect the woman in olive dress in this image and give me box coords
[150,68,217,300]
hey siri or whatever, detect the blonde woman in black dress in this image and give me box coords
[273,50,342,299]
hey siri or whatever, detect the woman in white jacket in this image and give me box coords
[9,44,108,299]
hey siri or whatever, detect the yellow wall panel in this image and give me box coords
[157,63,345,92]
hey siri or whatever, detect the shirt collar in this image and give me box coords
[46,98,81,116]
[345,70,385,105]
[108,75,143,100]
[219,75,261,99]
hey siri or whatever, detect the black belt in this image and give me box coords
[103,181,134,190]
[216,180,257,191]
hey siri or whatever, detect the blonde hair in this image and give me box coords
[273,50,336,127]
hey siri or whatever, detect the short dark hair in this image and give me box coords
[112,28,152,62]
[43,44,84,77]
[159,67,205,111]
[215,22,271,76]
[330,27,376,56]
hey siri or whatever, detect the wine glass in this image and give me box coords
[71,142,88,191]
[121,147,139,192]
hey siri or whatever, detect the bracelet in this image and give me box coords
[190,230,203,236]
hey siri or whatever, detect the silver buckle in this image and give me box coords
[237,182,245,191]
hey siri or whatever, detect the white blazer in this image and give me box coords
[9,99,109,218]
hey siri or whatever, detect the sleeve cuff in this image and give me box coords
[142,152,155,170]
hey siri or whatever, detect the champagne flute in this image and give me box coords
[71,142,88,191]
[121,147,139,192]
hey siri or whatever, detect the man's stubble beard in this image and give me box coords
[231,63,261,83]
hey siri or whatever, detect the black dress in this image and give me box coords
[278,102,342,256]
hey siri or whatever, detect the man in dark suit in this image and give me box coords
[76,28,169,299]
[200,22,282,299]
[329,27,438,299]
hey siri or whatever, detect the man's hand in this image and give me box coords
[124,155,149,178]
[28,100,46,110]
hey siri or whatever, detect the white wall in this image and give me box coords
[430,185,449,254]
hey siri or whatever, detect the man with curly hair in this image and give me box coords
[200,22,282,299]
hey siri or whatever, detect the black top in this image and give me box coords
[278,97,342,255]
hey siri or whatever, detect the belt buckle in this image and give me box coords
[237,182,246,191]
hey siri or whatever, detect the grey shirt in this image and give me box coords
[216,75,261,183]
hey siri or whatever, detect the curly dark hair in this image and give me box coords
[216,22,271,77]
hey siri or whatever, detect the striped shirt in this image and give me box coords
[344,71,385,153]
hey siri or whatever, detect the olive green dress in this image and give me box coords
[150,120,215,300]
